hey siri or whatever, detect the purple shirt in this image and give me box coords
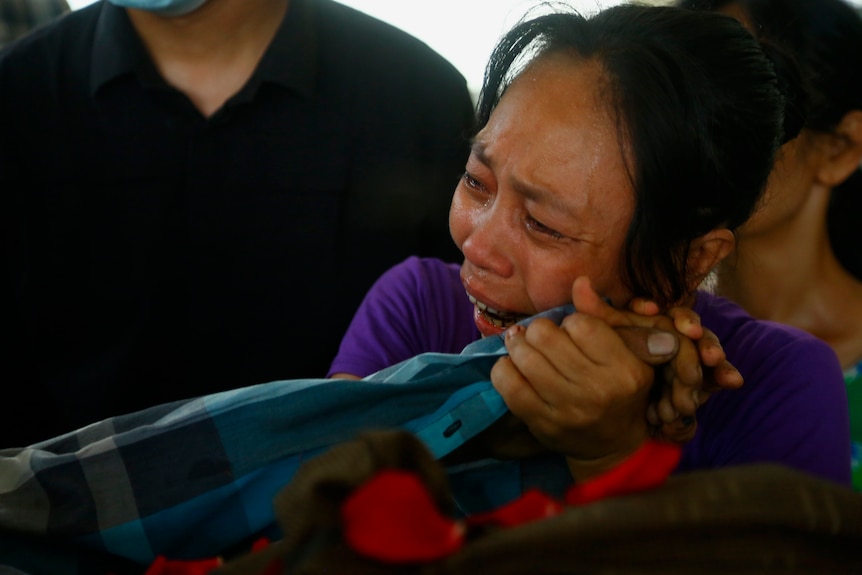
[330,257,852,486]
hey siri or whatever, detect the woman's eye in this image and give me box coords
[526,215,565,240]
[462,172,482,191]
[461,172,493,202]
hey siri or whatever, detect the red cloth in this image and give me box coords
[142,555,221,575]
[342,470,466,562]
[341,440,681,564]
[142,537,280,575]
[143,439,682,569]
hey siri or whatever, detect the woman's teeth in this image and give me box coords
[468,295,528,328]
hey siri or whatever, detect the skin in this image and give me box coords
[125,0,290,117]
[713,3,862,370]
[451,58,635,330]
[449,54,739,480]
[717,123,862,369]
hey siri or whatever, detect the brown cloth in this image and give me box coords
[216,430,862,575]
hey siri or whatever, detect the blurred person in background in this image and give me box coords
[679,0,862,489]
[0,0,475,446]
[0,0,68,47]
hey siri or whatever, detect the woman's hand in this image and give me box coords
[491,277,678,481]
[552,281,743,443]
[628,297,743,442]
[491,276,743,480]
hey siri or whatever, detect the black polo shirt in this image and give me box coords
[0,0,474,445]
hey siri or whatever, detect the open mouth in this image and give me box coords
[467,294,531,329]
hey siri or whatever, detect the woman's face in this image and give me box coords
[449,54,635,337]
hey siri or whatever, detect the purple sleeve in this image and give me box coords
[327,256,478,378]
[679,321,852,486]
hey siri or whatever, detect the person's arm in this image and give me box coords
[328,257,476,379]
[684,332,851,486]
[327,261,429,379]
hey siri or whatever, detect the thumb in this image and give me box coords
[571,276,630,327]
[571,276,606,316]
[572,276,635,327]
[615,326,679,365]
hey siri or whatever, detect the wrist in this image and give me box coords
[565,448,639,482]
[563,429,649,482]
[564,439,684,505]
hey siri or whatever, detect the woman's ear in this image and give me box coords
[816,110,862,187]
[687,228,735,290]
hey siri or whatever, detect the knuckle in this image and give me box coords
[514,350,545,376]
[626,361,655,391]
[561,312,599,338]
[490,358,510,382]
[524,318,559,347]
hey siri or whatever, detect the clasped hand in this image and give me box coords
[491,276,742,481]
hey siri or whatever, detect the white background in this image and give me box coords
[66,0,862,99]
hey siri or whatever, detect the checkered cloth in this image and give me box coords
[0,305,575,569]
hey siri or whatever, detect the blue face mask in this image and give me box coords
[108,0,209,16]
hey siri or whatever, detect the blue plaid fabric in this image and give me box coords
[0,307,574,568]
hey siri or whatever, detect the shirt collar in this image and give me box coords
[90,2,150,96]
[254,0,316,100]
[89,0,317,100]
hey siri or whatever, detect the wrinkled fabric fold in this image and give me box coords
[0,306,572,566]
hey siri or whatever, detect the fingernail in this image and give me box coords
[506,324,524,340]
[692,390,700,409]
[647,332,676,356]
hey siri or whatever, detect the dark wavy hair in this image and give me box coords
[476,4,801,306]
[679,0,862,280]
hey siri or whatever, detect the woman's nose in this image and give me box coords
[460,206,514,279]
